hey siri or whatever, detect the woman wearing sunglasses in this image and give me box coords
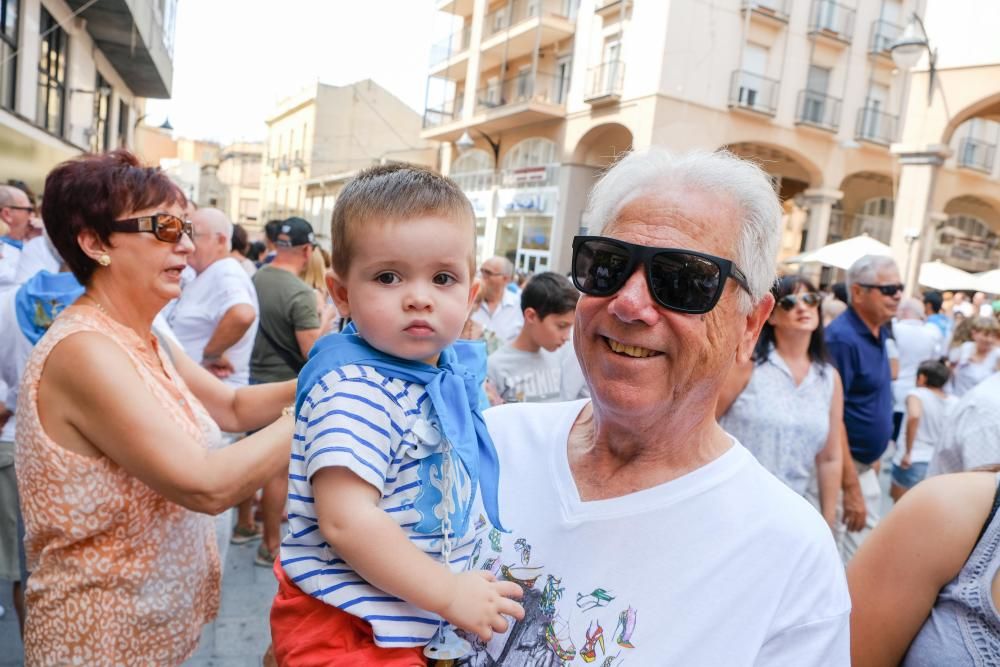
[15,151,294,665]
[717,275,844,532]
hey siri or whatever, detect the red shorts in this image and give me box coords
[270,560,428,666]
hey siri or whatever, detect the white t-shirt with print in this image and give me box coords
[893,387,957,465]
[168,257,259,387]
[455,400,851,666]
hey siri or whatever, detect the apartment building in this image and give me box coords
[1,0,176,193]
[260,79,438,245]
[422,0,926,275]
[217,142,263,233]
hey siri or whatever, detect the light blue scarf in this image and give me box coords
[296,326,504,532]
[15,270,84,344]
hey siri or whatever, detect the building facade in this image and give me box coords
[217,141,263,233]
[260,79,438,246]
[1,0,175,193]
[422,0,925,275]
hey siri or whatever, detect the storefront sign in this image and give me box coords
[497,188,556,215]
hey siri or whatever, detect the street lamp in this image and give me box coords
[455,129,500,161]
[889,12,937,105]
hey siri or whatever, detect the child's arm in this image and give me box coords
[901,394,923,468]
[312,466,525,641]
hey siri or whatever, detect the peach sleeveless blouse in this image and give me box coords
[15,306,221,666]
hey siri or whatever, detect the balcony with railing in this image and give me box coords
[585,60,624,105]
[429,26,472,77]
[795,90,842,131]
[869,19,901,56]
[728,70,780,116]
[740,0,791,25]
[451,169,496,191]
[957,138,997,174]
[808,0,855,44]
[423,95,462,130]
[436,0,474,16]
[855,107,898,145]
[480,0,576,67]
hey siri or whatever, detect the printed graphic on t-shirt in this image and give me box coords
[496,367,562,403]
[457,524,638,665]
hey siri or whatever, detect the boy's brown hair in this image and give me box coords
[330,163,475,277]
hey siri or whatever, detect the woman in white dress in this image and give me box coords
[718,275,844,530]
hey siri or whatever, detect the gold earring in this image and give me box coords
[98,253,111,267]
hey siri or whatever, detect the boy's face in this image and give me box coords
[327,216,477,366]
[526,308,575,352]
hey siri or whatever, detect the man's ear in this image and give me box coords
[326,269,350,318]
[737,293,774,364]
[467,278,481,311]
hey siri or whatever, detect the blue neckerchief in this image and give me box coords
[296,325,505,532]
[0,236,24,251]
[14,270,85,344]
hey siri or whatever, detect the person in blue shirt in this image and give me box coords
[922,290,952,341]
[825,254,902,562]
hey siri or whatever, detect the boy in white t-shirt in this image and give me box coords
[269,164,523,665]
[486,272,579,403]
[891,359,957,501]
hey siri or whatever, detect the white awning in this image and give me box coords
[783,234,893,270]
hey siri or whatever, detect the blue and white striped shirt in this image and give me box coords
[281,364,481,647]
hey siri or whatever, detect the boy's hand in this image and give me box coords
[900,453,911,469]
[438,570,525,642]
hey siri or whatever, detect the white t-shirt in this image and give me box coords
[893,387,958,465]
[487,344,564,403]
[948,342,1000,397]
[14,234,61,284]
[929,372,1000,476]
[458,401,851,666]
[892,319,942,411]
[167,257,259,387]
[0,287,33,442]
[0,242,21,290]
[471,289,524,343]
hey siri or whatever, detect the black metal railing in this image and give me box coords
[855,106,898,144]
[740,0,790,21]
[729,70,780,115]
[869,19,901,54]
[585,60,624,101]
[808,0,855,41]
[957,138,997,173]
[796,90,842,130]
[475,71,568,113]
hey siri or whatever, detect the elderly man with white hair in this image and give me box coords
[455,149,849,665]
[892,297,943,427]
[824,254,901,561]
[0,185,37,289]
[472,255,524,343]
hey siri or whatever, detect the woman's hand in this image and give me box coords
[438,571,525,642]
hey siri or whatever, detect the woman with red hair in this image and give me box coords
[16,150,293,665]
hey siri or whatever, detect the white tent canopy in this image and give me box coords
[975,269,1000,295]
[785,234,893,270]
[917,260,980,291]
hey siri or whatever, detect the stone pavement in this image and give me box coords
[0,535,276,667]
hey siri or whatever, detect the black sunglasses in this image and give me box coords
[859,283,904,297]
[112,214,193,244]
[6,205,34,213]
[571,236,752,315]
[777,292,821,311]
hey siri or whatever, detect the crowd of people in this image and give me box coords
[1,147,1000,665]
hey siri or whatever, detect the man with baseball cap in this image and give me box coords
[249,217,334,566]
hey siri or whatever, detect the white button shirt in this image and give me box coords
[470,288,524,343]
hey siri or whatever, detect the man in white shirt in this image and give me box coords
[892,298,943,438]
[928,371,1000,476]
[168,208,259,386]
[472,256,523,343]
[0,185,36,289]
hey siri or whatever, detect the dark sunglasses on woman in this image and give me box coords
[112,213,194,244]
[571,235,752,315]
[777,292,821,310]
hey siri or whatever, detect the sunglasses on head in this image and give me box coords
[571,236,752,315]
[777,292,821,310]
[112,213,193,244]
[860,283,904,297]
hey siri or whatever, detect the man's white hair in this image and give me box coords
[582,148,782,313]
[192,207,233,251]
[897,297,924,320]
[845,254,898,304]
